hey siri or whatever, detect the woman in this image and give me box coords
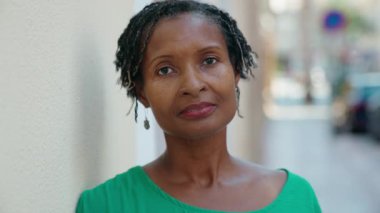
[76,1,321,212]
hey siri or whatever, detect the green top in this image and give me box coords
[76,166,321,213]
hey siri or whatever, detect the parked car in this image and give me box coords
[368,91,380,140]
[331,72,380,133]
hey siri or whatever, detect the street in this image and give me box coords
[262,105,380,213]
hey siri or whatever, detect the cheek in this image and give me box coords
[221,76,239,111]
[225,87,238,110]
[144,82,175,118]
[146,91,169,111]
[212,69,237,99]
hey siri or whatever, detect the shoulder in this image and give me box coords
[76,166,141,213]
[240,161,316,199]
[253,167,321,212]
[246,165,288,202]
[84,166,139,196]
[235,160,287,197]
[236,160,321,212]
[284,170,317,196]
[278,170,321,212]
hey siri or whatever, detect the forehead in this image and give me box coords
[155,12,220,33]
[144,13,226,58]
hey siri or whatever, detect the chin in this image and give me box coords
[160,109,236,140]
[165,120,231,141]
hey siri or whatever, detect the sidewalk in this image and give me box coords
[262,105,380,213]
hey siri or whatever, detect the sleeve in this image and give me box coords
[304,179,321,213]
[75,190,106,213]
[289,172,322,213]
[75,192,86,213]
[310,188,322,213]
[75,187,109,213]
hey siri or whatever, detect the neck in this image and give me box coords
[156,128,235,186]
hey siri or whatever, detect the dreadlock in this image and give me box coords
[114,0,258,121]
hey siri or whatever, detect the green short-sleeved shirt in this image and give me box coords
[76,166,321,213]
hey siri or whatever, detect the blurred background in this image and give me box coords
[0,0,379,212]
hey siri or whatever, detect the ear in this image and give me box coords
[135,83,150,108]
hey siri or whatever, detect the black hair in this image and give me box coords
[114,0,258,121]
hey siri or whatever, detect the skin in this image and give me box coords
[137,13,286,212]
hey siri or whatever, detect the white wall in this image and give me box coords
[133,0,166,166]
[0,1,137,212]
[0,1,265,212]
[211,0,265,163]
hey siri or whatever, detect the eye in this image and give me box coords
[157,66,173,76]
[203,57,217,65]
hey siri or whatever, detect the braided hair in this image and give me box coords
[114,0,258,121]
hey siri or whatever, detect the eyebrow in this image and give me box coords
[196,45,223,53]
[148,55,173,68]
[148,44,224,67]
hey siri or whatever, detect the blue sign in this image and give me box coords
[323,10,346,32]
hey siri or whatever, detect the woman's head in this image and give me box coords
[115,0,257,121]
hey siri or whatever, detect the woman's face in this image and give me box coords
[139,13,239,140]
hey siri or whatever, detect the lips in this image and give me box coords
[179,102,216,119]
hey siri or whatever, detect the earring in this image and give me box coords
[144,108,150,130]
[235,86,243,118]
[235,86,240,105]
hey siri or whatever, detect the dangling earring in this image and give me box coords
[144,108,150,130]
[235,86,243,118]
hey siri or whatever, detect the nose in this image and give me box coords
[179,65,207,97]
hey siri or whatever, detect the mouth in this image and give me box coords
[179,102,216,120]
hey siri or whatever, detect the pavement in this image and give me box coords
[262,104,380,213]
